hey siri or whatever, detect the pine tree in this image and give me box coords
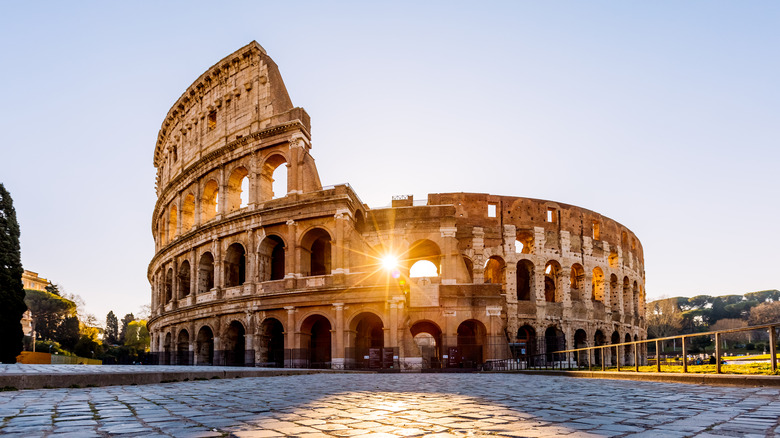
[0,184,27,363]
[105,311,119,344]
[119,313,135,344]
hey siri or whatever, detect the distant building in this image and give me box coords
[22,270,49,291]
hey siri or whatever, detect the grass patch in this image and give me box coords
[594,363,780,375]
[0,386,18,392]
[68,384,81,389]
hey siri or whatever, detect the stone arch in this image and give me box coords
[594,329,606,365]
[484,256,505,285]
[349,312,385,368]
[610,274,620,313]
[544,326,565,363]
[354,210,366,234]
[410,320,443,369]
[408,239,441,278]
[226,165,249,212]
[516,325,537,360]
[198,252,215,294]
[611,330,620,366]
[299,314,332,368]
[516,230,534,254]
[624,333,632,365]
[224,242,246,287]
[168,204,178,241]
[623,276,631,315]
[544,260,562,303]
[260,153,288,201]
[201,179,219,222]
[633,281,639,317]
[163,332,173,365]
[181,192,195,232]
[258,318,285,367]
[608,250,618,268]
[300,227,332,276]
[456,319,487,367]
[462,256,474,283]
[178,260,191,297]
[569,263,585,301]
[592,267,604,302]
[223,320,247,366]
[176,329,190,365]
[574,329,588,365]
[516,259,534,301]
[258,235,286,281]
[195,325,214,365]
[164,267,173,303]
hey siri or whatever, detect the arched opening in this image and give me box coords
[516,259,534,301]
[608,250,618,268]
[456,320,487,368]
[178,260,191,297]
[176,329,190,365]
[410,320,442,369]
[224,242,246,287]
[158,219,165,246]
[163,332,172,365]
[351,313,384,369]
[227,166,249,212]
[544,261,561,303]
[196,326,214,365]
[407,239,441,278]
[610,274,620,313]
[611,330,620,366]
[181,193,195,232]
[260,154,287,201]
[594,330,606,365]
[301,228,331,277]
[633,281,639,317]
[516,230,534,254]
[201,179,219,222]
[223,321,247,366]
[592,267,604,302]
[258,318,285,368]
[354,210,366,234]
[545,326,565,363]
[258,235,286,281]
[624,333,632,365]
[462,256,474,282]
[515,325,536,364]
[168,205,177,241]
[164,268,173,303]
[484,256,505,285]
[300,315,331,368]
[623,276,631,315]
[574,329,588,366]
[569,264,585,301]
[197,252,215,294]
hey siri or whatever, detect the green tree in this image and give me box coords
[45,283,60,296]
[24,289,76,341]
[0,183,27,363]
[124,320,150,351]
[74,335,102,359]
[105,311,119,344]
[119,313,134,343]
[55,315,80,351]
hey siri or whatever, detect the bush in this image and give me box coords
[746,343,756,350]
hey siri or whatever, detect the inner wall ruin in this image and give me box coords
[148,41,647,369]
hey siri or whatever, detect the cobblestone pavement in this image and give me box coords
[1,373,779,437]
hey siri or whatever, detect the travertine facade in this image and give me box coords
[148,42,646,369]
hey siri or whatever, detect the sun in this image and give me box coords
[380,254,399,271]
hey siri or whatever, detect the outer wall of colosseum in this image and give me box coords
[148,41,646,370]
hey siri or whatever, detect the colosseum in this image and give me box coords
[148,41,647,370]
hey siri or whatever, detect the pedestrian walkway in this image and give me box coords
[0,364,350,390]
[1,373,779,437]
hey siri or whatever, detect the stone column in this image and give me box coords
[439,223,458,284]
[285,220,298,278]
[190,249,197,297]
[176,193,183,237]
[332,303,345,369]
[332,211,348,274]
[285,306,295,367]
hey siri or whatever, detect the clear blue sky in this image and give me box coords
[1,1,778,323]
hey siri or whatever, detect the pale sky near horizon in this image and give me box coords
[1,1,778,324]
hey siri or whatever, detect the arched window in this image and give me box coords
[592,267,604,302]
[168,205,177,241]
[227,166,249,212]
[165,268,173,302]
[410,260,438,278]
[178,260,191,297]
[516,259,534,301]
[260,154,287,201]
[301,228,331,276]
[225,243,246,287]
[407,239,441,278]
[259,235,286,281]
[544,261,561,303]
[484,256,505,285]
[181,193,195,231]
[198,252,214,294]
[516,231,534,254]
[201,179,219,222]
[462,256,473,282]
[610,274,620,313]
[570,264,585,301]
[623,277,631,315]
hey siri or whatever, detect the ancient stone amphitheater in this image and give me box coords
[148,42,646,369]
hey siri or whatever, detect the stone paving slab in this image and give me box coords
[0,365,362,390]
[1,373,779,437]
[508,369,780,388]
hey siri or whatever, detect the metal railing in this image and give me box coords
[490,323,778,374]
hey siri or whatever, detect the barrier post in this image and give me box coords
[715,332,722,374]
[681,336,687,373]
[655,340,661,372]
[769,325,777,373]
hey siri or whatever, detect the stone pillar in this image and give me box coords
[248,151,259,206]
[190,249,197,297]
[332,211,348,274]
[194,182,202,227]
[285,306,295,367]
[332,303,345,369]
[287,135,305,195]
[472,228,485,284]
[213,239,223,293]
[175,194,183,237]
[285,220,298,278]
